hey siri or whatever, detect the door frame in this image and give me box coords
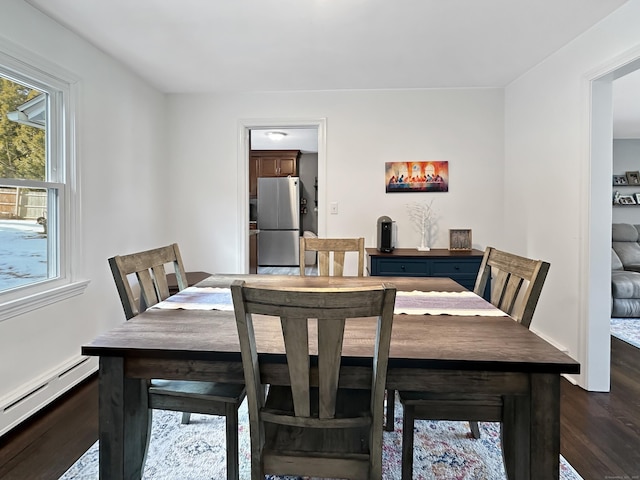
[236,118,327,273]
[583,47,640,390]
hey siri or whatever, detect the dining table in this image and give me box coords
[82,273,580,480]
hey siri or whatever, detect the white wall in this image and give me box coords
[0,0,169,433]
[505,0,640,390]
[612,139,640,223]
[166,89,505,274]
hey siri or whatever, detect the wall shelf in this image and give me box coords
[612,190,640,206]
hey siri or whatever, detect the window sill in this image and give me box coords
[0,280,90,322]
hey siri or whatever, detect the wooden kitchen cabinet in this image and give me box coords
[249,150,300,197]
[258,156,280,177]
[264,155,296,176]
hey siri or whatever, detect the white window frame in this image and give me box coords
[0,41,88,321]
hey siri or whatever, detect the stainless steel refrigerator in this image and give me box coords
[257,177,301,266]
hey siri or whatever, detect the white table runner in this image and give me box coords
[154,287,234,311]
[154,286,507,317]
[394,290,506,316]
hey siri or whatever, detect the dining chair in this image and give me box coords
[396,246,550,480]
[297,238,398,429]
[230,279,396,480]
[299,236,365,276]
[108,243,246,480]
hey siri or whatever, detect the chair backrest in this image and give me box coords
[230,279,396,430]
[108,243,188,319]
[473,246,550,328]
[299,237,365,276]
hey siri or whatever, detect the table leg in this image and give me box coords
[501,373,560,480]
[99,357,151,479]
[501,394,530,480]
[531,374,560,480]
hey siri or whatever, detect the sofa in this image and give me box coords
[611,223,640,317]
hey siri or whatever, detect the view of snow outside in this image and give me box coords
[0,219,47,291]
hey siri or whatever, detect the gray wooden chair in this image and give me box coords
[299,237,365,276]
[397,246,550,480]
[297,237,397,430]
[108,243,246,480]
[230,279,396,480]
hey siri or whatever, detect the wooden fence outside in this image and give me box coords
[0,187,46,219]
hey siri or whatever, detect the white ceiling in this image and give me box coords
[23,0,639,139]
[25,0,628,93]
[251,128,318,153]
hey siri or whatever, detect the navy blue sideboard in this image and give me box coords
[366,248,490,300]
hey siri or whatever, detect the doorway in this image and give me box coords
[587,55,640,391]
[237,119,327,274]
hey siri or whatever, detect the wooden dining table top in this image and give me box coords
[83,274,580,375]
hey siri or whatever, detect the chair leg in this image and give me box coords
[225,403,240,480]
[385,389,395,432]
[401,404,415,480]
[469,420,481,439]
[181,412,191,424]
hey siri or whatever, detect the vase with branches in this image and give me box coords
[407,200,436,251]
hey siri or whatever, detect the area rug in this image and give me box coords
[611,317,640,349]
[60,397,582,480]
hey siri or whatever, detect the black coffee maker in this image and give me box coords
[377,216,395,252]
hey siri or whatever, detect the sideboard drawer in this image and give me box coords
[375,259,429,276]
[431,260,480,276]
[367,248,490,300]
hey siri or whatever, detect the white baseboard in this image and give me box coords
[530,327,570,354]
[0,355,98,437]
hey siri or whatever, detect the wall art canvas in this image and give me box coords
[385,161,449,193]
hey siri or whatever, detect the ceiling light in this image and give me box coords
[266,131,287,140]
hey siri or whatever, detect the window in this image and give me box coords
[0,44,86,320]
[0,79,50,290]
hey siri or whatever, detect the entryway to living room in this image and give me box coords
[609,66,640,351]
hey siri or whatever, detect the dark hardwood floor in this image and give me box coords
[0,337,638,479]
[0,377,97,480]
[561,336,640,479]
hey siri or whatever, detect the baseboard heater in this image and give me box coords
[0,355,98,437]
